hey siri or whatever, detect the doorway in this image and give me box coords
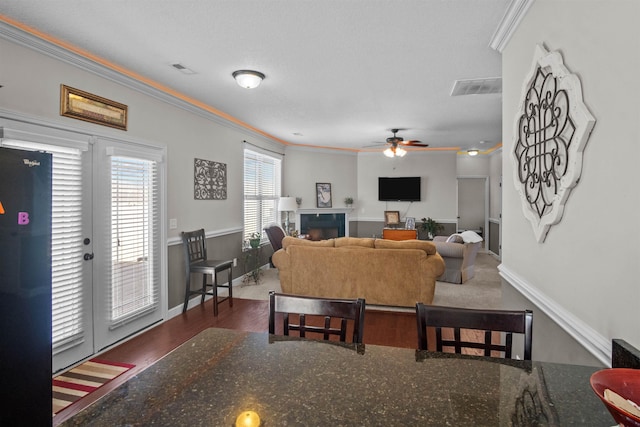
[457,177,488,242]
[1,120,165,373]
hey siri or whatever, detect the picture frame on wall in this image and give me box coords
[316,183,332,208]
[384,210,400,226]
[60,84,128,130]
[405,217,415,230]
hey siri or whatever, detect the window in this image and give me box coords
[109,156,159,324]
[243,148,281,243]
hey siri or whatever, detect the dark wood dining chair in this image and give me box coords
[181,229,233,315]
[415,303,533,360]
[268,291,365,344]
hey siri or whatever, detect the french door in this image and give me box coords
[1,121,164,373]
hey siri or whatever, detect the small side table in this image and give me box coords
[243,246,263,285]
[382,228,418,241]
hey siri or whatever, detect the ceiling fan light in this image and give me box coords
[383,148,395,158]
[232,70,265,89]
[396,147,407,157]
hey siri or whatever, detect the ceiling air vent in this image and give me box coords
[171,63,196,75]
[450,77,502,96]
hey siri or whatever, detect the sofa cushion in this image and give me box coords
[282,236,335,249]
[335,237,375,248]
[374,238,437,255]
[446,234,464,244]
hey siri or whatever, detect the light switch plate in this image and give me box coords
[169,218,177,229]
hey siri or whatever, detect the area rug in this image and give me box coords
[52,359,135,415]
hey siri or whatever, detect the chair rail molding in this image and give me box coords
[498,263,610,367]
[512,44,596,243]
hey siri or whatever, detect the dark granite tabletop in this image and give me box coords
[61,328,613,426]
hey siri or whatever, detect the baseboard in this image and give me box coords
[166,266,269,320]
[498,263,610,366]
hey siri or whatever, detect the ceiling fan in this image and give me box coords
[380,129,428,157]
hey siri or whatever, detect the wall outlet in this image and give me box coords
[169,218,177,229]
[233,258,237,267]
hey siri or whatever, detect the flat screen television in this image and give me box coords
[378,176,421,201]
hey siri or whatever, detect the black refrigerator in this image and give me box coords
[0,146,52,424]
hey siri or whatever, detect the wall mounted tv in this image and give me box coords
[378,177,421,201]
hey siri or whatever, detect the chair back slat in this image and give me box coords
[416,304,533,360]
[182,229,207,264]
[269,291,365,344]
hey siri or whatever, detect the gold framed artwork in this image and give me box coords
[384,210,400,226]
[60,85,128,130]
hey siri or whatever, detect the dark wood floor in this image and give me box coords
[53,297,417,426]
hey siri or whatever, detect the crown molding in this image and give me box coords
[489,0,536,53]
[0,21,278,147]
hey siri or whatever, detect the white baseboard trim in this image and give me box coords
[166,265,269,319]
[498,263,611,367]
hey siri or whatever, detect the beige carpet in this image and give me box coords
[225,252,501,309]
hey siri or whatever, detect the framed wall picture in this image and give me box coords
[60,84,128,130]
[316,183,332,208]
[405,217,416,230]
[384,210,400,226]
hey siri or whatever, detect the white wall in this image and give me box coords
[502,0,640,365]
[283,147,357,210]
[356,151,458,223]
[0,37,284,241]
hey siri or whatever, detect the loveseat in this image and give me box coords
[272,236,445,307]
[432,231,483,284]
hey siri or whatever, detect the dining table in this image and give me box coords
[60,327,614,426]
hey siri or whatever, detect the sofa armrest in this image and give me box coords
[433,241,464,258]
[432,236,448,243]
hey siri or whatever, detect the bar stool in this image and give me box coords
[181,229,233,315]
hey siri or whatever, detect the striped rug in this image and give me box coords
[52,358,135,415]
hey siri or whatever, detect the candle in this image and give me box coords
[235,410,261,427]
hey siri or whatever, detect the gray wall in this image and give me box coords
[501,0,640,365]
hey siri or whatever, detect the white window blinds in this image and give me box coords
[243,149,281,242]
[109,156,159,325]
[1,140,85,351]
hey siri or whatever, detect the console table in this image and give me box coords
[383,228,417,240]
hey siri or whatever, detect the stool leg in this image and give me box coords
[228,266,233,308]
[201,274,207,304]
[213,271,219,316]
[182,271,191,313]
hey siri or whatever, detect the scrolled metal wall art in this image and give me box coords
[513,44,595,242]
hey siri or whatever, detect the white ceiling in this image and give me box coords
[1,0,509,152]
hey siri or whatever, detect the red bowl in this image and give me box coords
[591,368,640,427]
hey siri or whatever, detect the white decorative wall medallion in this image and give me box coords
[513,44,595,242]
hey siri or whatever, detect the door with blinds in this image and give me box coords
[92,140,163,350]
[1,123,164,372]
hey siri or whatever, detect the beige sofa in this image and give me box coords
[432,235,482,284]
[272,236,445,307]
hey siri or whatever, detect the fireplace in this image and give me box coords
[297,209,350,241]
